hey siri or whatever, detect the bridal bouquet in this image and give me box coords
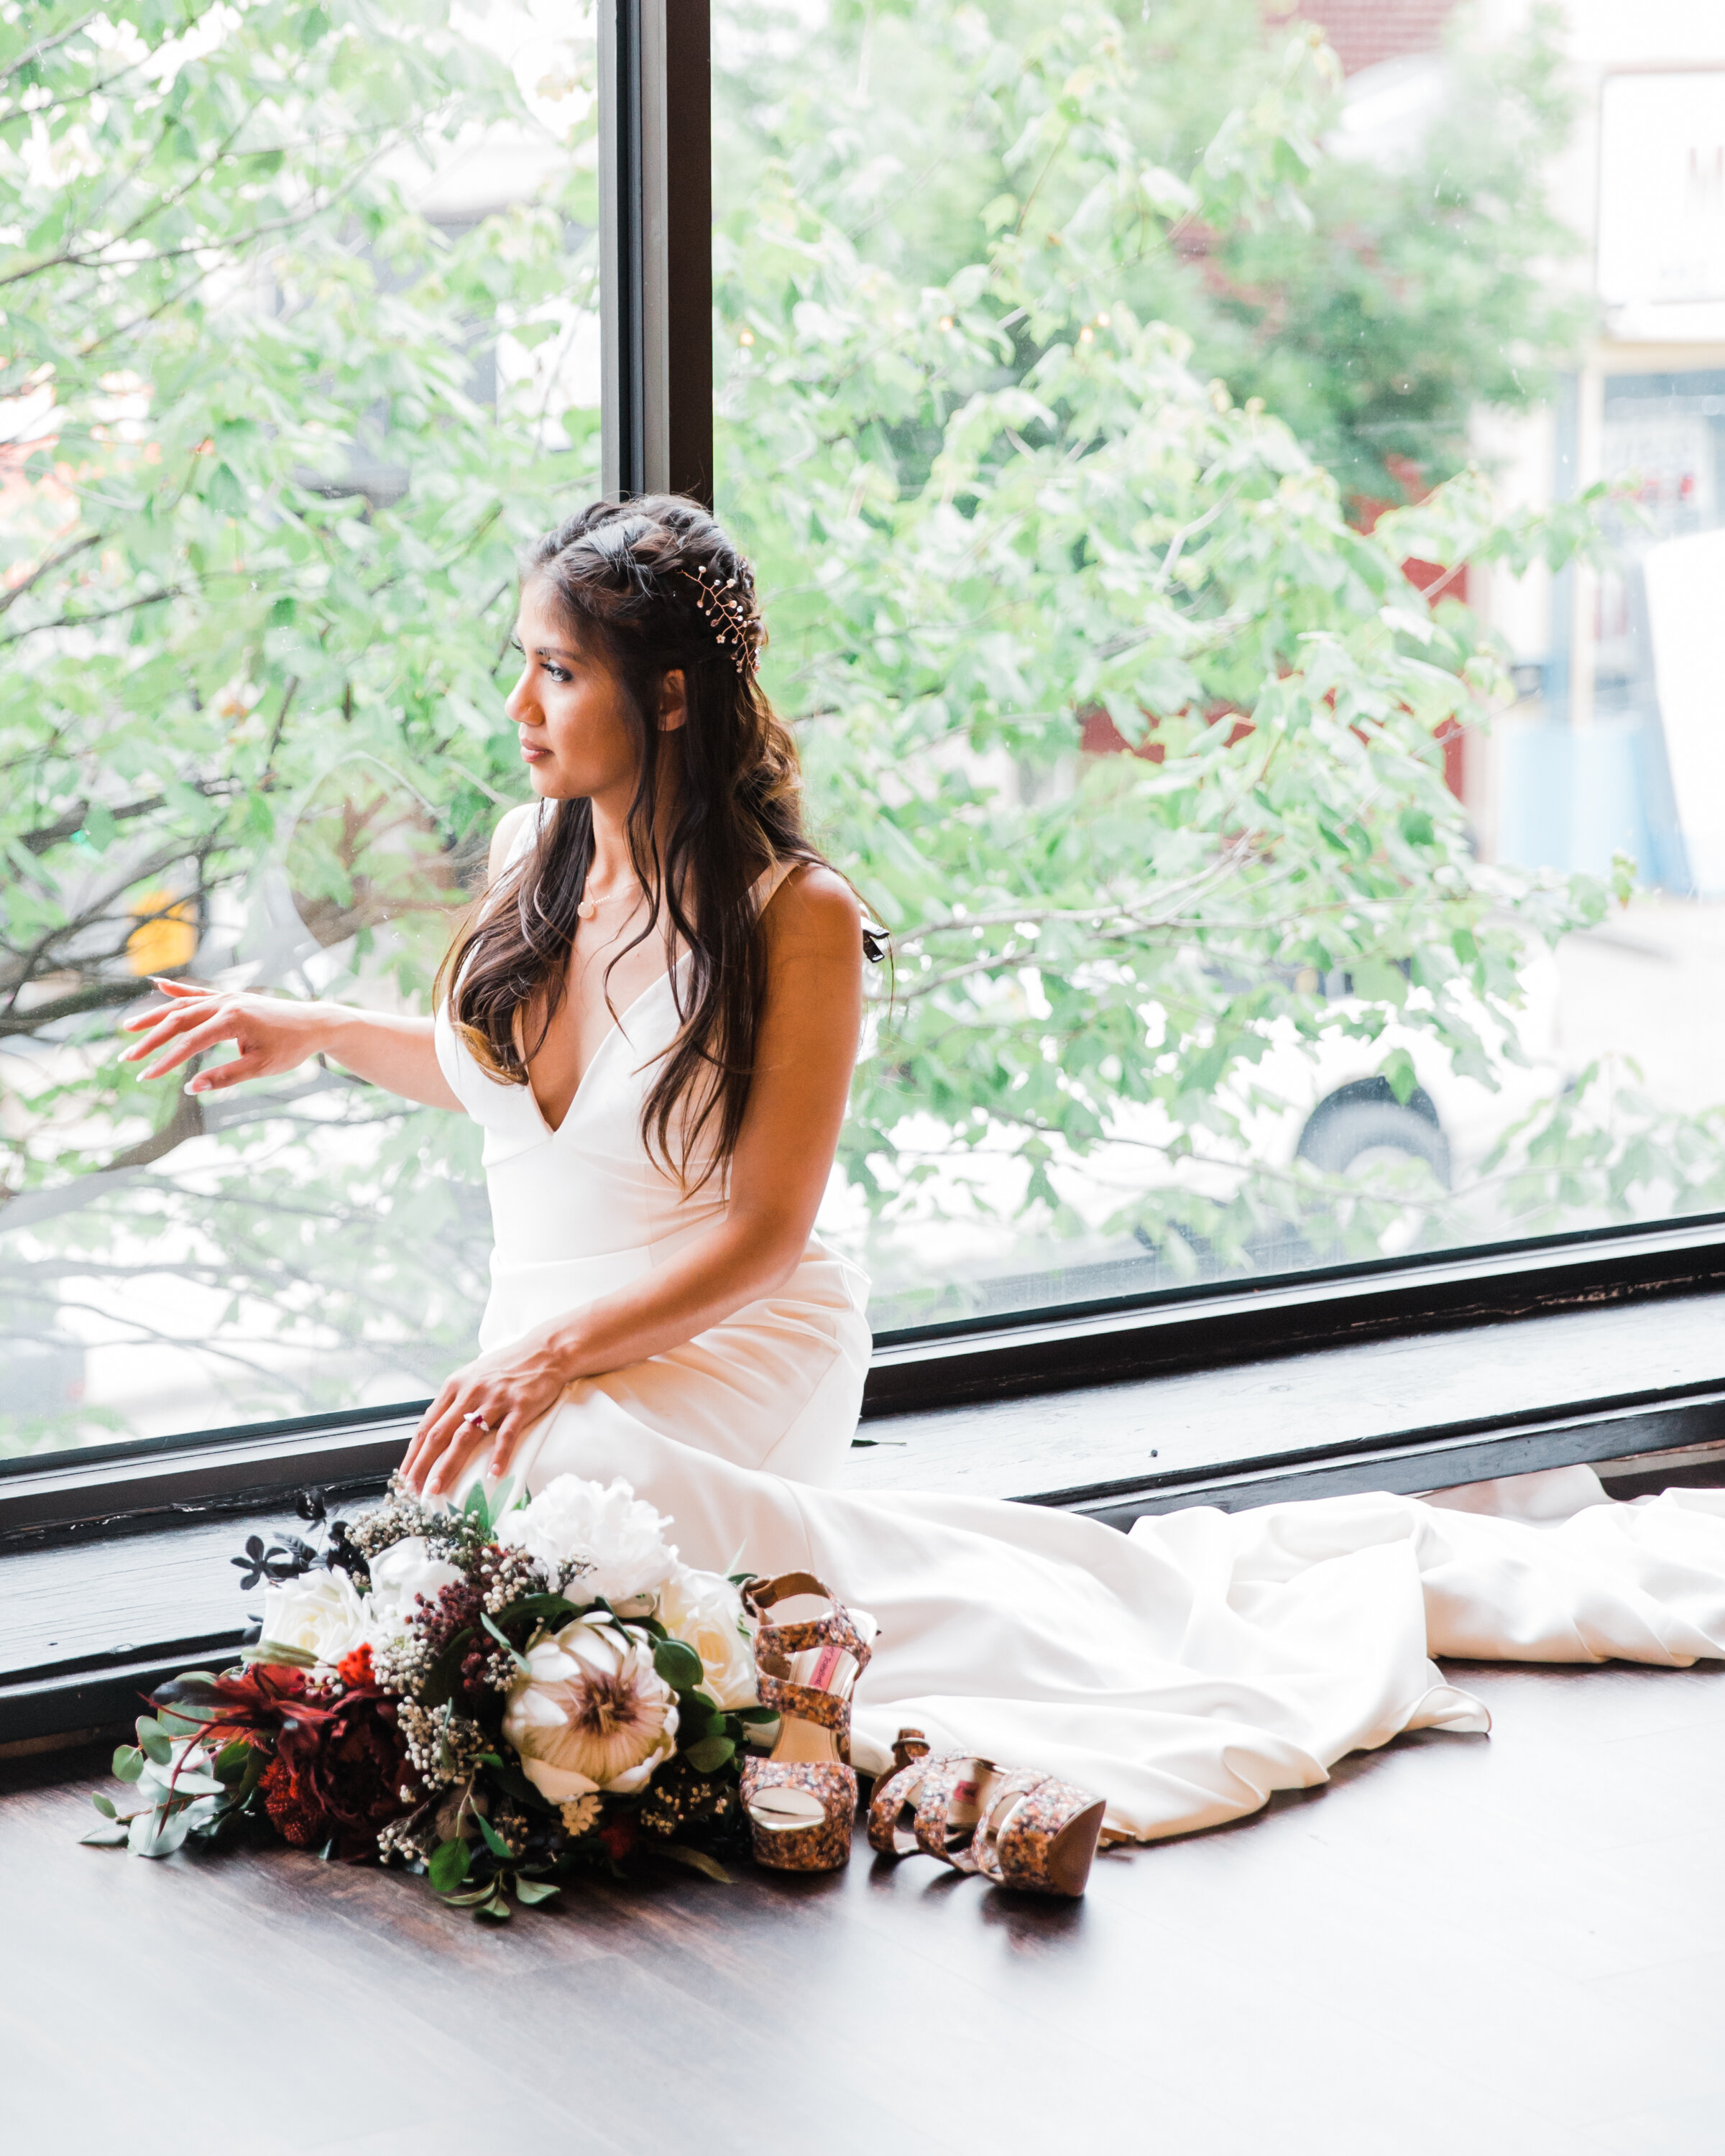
[83,1475,770,1917]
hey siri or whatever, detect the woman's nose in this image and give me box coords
[504,668,535,724]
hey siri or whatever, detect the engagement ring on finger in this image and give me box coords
[461,1409,491,1432]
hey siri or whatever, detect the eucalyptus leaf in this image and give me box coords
[135,1721,172,1767]
[129,1807,191,1859]
[684,1735,735,1775]
[80,1823,132,1848]
[168,1770,229,1797]
[428,1838,471,1894]
[112,1746,146,1782]
[512,1877,561,1906]
[474,1812,512,1861]
[90,1794,117,1819]
[653,1638,704,1692]
[476,1894,513,1922]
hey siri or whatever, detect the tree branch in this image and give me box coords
[0,528,104,619]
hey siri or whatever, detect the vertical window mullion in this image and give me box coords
[601,0,712,506]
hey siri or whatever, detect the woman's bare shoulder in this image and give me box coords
[763,862,862,958]
[486,802,538,885]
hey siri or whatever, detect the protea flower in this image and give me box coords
[502,1619,678,1800]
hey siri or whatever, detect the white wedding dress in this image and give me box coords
[436,856,1725,1843]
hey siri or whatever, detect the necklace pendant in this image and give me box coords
[576,898,597,921]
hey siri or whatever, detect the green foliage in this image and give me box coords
[714,0,1687,1306]
[1,0,593,1443]
[6,0,1721,1438]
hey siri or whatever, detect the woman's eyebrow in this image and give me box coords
[533,641,579,660]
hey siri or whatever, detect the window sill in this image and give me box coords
[9,1278,1725,1742]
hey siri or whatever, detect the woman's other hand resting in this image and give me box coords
[400,861,863,1496]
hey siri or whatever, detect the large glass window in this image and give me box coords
[713,3,1725,1331]
[12,1,1725,1460]
[2,0,597,1449]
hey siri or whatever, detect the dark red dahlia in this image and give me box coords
[273,1692,418,1860]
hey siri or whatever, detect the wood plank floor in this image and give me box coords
[4,1658,1722,2156]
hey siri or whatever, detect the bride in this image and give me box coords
[124,494,1725,1866]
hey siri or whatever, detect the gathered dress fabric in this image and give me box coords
[437,849,1725,1844]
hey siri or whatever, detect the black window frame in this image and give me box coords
[8,0,1725,1556]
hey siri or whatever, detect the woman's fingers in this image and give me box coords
[138,1009,242,1080]
[402,1383,459,1487]
[119,980,211,1033]
[187,1052,267,1095]
[485,1411,530,1485]
[420,1404,493,1498]
[426,1416,494,1499]
[119,997,217,1053]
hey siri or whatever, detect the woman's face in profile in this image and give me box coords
[505,579,642,803]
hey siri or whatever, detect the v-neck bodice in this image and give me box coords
[433,828,843,1362]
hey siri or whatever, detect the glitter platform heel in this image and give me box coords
[739,1572,876,1873]
[866,1728,1107,1897]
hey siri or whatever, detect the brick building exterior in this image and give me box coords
[1265,0,1460,75]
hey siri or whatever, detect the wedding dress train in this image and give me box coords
[436,858,1725,1843]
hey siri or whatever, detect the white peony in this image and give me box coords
[657,1565,758,1710]
[363,1537,466,1641]
[501,1617,679,1800]
[259,1568,372,1669]
[497,1475,678,1611]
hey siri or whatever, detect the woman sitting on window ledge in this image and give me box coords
[122,496,1725,1854]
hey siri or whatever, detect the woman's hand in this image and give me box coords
[119,975,461,1109]
[119,977,335,1093]
[400,1325,574,1498]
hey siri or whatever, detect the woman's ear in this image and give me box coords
[658,667,688,733]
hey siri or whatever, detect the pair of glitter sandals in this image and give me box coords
[739,1572,1108,1897]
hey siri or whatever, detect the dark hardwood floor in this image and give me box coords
[4,1657,1722,2156]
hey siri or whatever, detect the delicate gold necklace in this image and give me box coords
[576,883,639,923]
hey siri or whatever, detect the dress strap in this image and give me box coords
[750,856,799,917]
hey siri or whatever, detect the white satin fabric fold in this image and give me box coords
[504,1398,1725,1841]
[441,822,1725,1844]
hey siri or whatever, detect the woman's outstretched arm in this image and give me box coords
[116,804,536,1108]
[401,862,864,1494]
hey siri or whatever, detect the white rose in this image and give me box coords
[497,1475,678,1611]
[259,1568,372,1669]
[501,1617,679,1800]
[364,1537,466,1642]
[657,1565,757,1710]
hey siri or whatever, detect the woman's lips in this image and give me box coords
[520,740,548,761]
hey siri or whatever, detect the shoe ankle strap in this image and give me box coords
[745,1572,873,1671]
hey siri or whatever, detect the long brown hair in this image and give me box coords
[436,495,827,1184]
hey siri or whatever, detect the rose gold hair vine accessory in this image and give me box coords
[681,564,763,678]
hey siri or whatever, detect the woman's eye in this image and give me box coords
[543,663,572,683]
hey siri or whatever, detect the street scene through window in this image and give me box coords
[6,0,1725,1453]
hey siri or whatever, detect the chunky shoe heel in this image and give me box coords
[739,1571,876,1874]
[868,1726,1106,1897]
